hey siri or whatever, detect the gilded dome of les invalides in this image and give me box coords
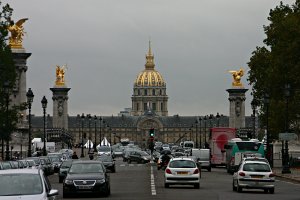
[134,43,165,87]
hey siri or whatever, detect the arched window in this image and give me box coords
[144,89,148,96]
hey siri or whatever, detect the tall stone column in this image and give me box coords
[11,49,31,120]
[226,88,248,129]
[50,87,71,129]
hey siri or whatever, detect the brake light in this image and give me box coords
[193,168,199,174]
[239,172,245,176]
[165,168,172,174]
[269,173,275,177]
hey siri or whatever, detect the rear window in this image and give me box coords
[169,160,196,168]
[236,142,261,151]
[243,163,271,172]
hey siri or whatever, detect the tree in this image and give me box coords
[248,0,300,138]
[0,1,25,158]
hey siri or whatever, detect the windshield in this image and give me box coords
[169,160,196,168]
[0,174,43,196]
[50,157,61,162]
[69,163,104,173]
[243,163,271,172]
[61,161,72,168]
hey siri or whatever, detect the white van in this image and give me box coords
[192,148,211,172]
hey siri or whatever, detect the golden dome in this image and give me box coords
[134,41,166,87]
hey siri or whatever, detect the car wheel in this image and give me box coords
[59,177,63,183]
[207,167,211,172]
[232,180,237,191]
[164,183,169,188]
[63,192,70,198]
[269,188,275,194]
[194,183,200,189]
[112,168,116,173]
[264,189,269,193]
[104,184,111,197]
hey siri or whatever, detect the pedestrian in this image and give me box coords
[72,152,78,159]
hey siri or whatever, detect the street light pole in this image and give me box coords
[99,117,102,146]
[282,83,291,174]
[199,117,202,148]
[216,113,220,127]
[195,119,198,148]
[26,88,34,157]
[87,114,92,152]
[251,99,257,138]
[80,113,85,158]
[203,115,207,145]
[94,115,97,151]
[263,93,271,165]
[3,81,10,160]
[41,96,48,156]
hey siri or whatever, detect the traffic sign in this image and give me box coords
[279,133,298,141]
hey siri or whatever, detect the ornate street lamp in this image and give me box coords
[76,114,80,146]
[282,83,291,174]
[263,93,271,166]
[216,113,220,127]
[203,115,207,144]
[41,96,48,156]
[99,117,102,145]
[199,117,202,148]
[26,88,34,157]
[251,98,258,138]
[94,115,97,151]
[80,113,85,158]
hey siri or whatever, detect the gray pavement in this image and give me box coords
[273,167,300,183]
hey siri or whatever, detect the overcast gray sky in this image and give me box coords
[6,0,295,117]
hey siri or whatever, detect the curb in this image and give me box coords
[275,174,300,184]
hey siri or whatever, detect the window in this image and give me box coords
[161,103,163,111]
[136,103,139,111]
[152,89,155,96]
[144,103,147,111]
[152,103,156,111]
[144,89,148,95]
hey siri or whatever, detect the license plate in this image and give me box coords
[177,171,188,175]
[78,185,92,190]
[251,175,263,178]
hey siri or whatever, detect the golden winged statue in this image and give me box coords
[228,68,244,87]
[55,65,67,86]
[7,18,28,49]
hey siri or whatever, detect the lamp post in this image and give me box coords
[189,125,193,141]
[99,117,102,146]
[80,113,85,158]
[195,118,198,148]
[251,99,258,138]
[76,114,80,147]
[3,81,10,160]
[203,115,207,145]
[199,117,202,148]
[216,113,220,127]
[282,83,291,174]
[94,115,97,151]
[87,114,92,152]
[263,93,271,166]
[26,88,34,157]
[41,96,48,156]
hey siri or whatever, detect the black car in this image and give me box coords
[98,155,116,173]
[63,160,110,198]
[127,151,151,164]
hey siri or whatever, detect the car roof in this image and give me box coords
[242,160,270,165]
[0,168,41,175]
[170,157,195,161]
[72,160,102,164]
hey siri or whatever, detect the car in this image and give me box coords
[97,155,116,173]
[164,157,200,188]
[59,160,73,183]
[157,154,173,170]
[63,160,110,198]
[49,156,62,173]
[0,168,58,199]
[97,146,113,157]
[127,151,151,164]
[40,156,54,176]
[232,160,275,193]
[0,161,12,170]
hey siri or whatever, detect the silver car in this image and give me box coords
[0,168,58,199]
[232,160,275,193]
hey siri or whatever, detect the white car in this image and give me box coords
[164,157,200,188]
[232,160,275,193]
[0,168,58,199]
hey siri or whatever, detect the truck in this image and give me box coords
[208,127,236,167]
[33,141,56,153]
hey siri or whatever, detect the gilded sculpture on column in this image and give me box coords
[55,65,67,86]
[7,18,28,49]
[228,68,244,87]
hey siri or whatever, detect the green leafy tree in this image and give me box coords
[248,0,300,138]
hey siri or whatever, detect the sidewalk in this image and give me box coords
[273,167,300,183]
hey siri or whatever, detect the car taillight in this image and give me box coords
[269,173,275,177]
[165,168,172,174]
[193,168,199,174]
[239,172,245,176]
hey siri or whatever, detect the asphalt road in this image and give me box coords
[49,158,300,200]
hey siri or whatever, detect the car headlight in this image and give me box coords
[96,179,106,184]
[64,179,73,184]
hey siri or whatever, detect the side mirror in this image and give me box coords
[47,189,59,197]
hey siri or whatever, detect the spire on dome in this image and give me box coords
[145,40,155,70]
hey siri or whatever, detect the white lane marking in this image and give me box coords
[150,166,157,195]
[119,164,125,167]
